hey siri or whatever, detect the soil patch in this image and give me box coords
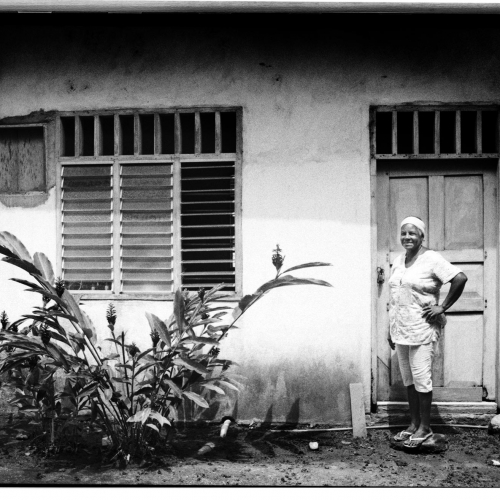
[0,417,500,486]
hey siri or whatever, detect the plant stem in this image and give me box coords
[120,332,131,400]
[130,359,135,415]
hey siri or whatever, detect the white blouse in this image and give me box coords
[389,250,462,345]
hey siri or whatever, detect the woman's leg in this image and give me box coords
[396,344,419,434]
[406,384,421,432]
[417,390,433,436]
[409,343,435,439]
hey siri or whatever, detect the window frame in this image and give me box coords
[55,107,243,301]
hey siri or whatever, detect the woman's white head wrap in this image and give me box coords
[400,216,425,237]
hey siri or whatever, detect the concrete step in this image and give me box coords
[371,401,497,426]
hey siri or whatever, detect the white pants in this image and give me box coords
[395,342,435,393]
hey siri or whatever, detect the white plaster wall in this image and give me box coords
[0,190,58,320]
[0,23,499,422]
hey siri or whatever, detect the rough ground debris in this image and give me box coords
[0,416,499,486]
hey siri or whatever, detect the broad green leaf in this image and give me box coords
[132,385,153,397]
[127,407,151,424]
[211,312,228,320]
[49,330,71,346]
[0,231,33,263]
[9,278,44,291]
[172,356,209,375]
[0,241,19,260]
[105,338,124,347]
[99,387,113,401]
[216,380,241,392]
[256,275,333,294]
[180,336,220,346]
[33,252,55,284]
[146,423,160,433]
[232,292,263,320]
[204,306,233,313]
[62,290,95,339]
[145,312,171,349]
[190,318,221,327]
[136,347,155,362]
[22,315,68,338]
[25,289,67,308]
[45,344,70,371]
[82,311,97,342]
[61,289,84,319]
[68,331,86,343]
[76,382,99,399]
[280,262,332,275]
[2,257,42,277]
[162,378,183,398]
[140,353,157,363]
[134,361,158,377]
[112,377,132,385]
[42,311,79,322]
[204,283,228,299]
[201,383,225,395]
[115,363,133,370]
[138,378,155,387]
[149,411,171,426]
[206,324,229,334]
[212,294,235,302]
[183,391,209,408]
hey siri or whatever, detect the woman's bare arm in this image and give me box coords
[422,272,468,322]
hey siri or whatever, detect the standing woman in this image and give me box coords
[388,216,468,449]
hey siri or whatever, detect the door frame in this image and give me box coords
[369,104,500,410]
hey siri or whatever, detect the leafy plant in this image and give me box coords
[0,234,331,464]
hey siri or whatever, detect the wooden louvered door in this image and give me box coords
[376,160,497,402]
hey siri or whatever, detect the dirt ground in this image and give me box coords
[1,417,500,487]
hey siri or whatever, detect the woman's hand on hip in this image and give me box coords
[422,304,445,323]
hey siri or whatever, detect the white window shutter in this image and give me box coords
[61,164,113,291]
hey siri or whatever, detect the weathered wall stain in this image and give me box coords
[223,357,363,424]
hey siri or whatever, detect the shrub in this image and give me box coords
[0,234,331,464]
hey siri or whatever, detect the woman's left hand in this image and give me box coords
[422,304,445,323]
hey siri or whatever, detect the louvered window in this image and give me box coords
[120,163,173,293]
[61,164,113,291]
[58,108,241,298]
[181,161,236,291]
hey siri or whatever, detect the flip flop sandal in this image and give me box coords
[403,432,433,449]
[393,431,414,442]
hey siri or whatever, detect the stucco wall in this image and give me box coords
[0,20,499,423]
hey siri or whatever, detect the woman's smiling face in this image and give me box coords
[400,223,424,251]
